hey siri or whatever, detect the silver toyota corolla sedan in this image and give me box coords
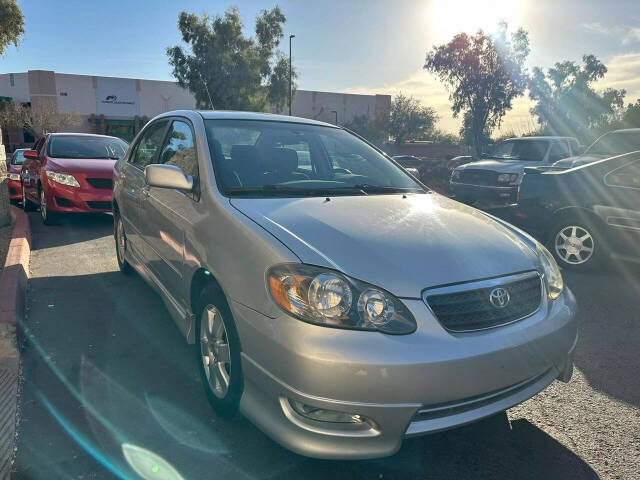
[112,110,578,460]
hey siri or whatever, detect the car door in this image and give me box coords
[22,137,45,202]
[119,120,169,259]
[139,118,200,303]
[600,159,640,260]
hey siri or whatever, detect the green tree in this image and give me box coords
[528,55,626,143]
[621,99,640,128]
[0,0,24,56]
[389,93,438,145]
[343,114,387,143]
[424,23,530,157]
[167,6,296,112]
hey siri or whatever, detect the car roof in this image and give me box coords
[610,128,640,133]
[153,109,339,128]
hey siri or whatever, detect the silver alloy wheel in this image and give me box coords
[116,217,126,264]
[40,190,47,221]
[555,225,594,265]
[200,305,231,399]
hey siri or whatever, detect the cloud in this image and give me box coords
[598,52,640,100]
[581,22,614,35]
[622,28,640,45]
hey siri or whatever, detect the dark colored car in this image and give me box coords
[21,133,129,224]
[6,148,26,202]
[508,152,640,271]
[552,128,640,168]
[392,155,424,177]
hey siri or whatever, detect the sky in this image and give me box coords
[3,0,640,134]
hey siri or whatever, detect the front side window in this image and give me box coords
[586,131,640,157]
[130,122,167,169]
[48,135,128,160]
[204,120,423,197]
[11,150,25,165]
[607,161,640,189]
[548,141,570,162]
[159,120,198,179]
[487,139,549,162]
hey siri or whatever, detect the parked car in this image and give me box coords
[509,151,640,270]
[21,133,128,224]
[552,128,640,168]
[450,136,579,206]
[113,110,577,460]
[6,148,26,202]
[392,155,423,178]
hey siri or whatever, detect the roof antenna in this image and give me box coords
[197,71,214,110]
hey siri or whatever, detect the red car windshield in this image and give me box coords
[48,135,128,160]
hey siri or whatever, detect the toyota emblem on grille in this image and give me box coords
[489,287,510,308]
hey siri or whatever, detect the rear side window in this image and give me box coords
[158,120,198,179]
[130,122,167,169]
[606,161,640,189]
[11,151,25,165]
[548,141,570,162]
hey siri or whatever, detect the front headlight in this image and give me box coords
[451,170,461,181]
[497,173,518,183]
[46,171,80,188]
[267,264,416,334]
[537,243,563,300]
[8,173,20,181]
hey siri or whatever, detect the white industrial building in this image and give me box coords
[0,70,390,151]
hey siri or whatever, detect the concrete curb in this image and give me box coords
[0,205,31,479]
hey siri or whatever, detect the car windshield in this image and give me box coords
[47,135,129,160]
[486,139,549,161]
[585,131,640,156]
[11,150,25,165]
[204,119,425,197]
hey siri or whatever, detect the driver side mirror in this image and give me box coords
[23,149,38,160]
[145,164,193,191]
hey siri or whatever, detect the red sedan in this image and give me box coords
[21,133,128,224]
[6,148,26,201]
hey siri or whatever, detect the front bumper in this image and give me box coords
[45,178,113,213]
[231,288,578,459]
[450,181,518,206]
[7,179,22,200]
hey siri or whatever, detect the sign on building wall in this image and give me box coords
[96,77,139,116]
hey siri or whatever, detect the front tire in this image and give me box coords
[114,213,132,274]
[548,220,602,271]
[22,183,36,212]
[40,189,57,225]
[196,285,243,418]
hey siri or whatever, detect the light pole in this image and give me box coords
[289,34,295,116]
[331,110,338,125]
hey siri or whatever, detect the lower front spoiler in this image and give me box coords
[238,347,574,460]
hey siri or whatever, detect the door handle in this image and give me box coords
[142,187,151,198]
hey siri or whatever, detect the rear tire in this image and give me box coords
[22,183,36,212]
[548,219,603,271]
[196,284,243,419]
[114,213,132,274]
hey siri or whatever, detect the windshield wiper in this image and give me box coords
[225,185,368,197]
[350,184,424,193]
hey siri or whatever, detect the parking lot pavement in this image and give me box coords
[11,213,639,479]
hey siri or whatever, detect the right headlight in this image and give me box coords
[46,171,80,188]
[451,170,461,181]
[536,243,563,300]
[266,264,416,334]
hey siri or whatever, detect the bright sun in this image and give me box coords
[427,0,524,42]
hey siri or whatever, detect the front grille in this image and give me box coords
[424,273,542,332]
[86,201,112,210]
[86,178,113,189]
[458,170,499,186]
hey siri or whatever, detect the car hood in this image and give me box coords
[552,154,605,168]
[456,159,540,174]
[47,157,117,176]
[8,164,22,174]
[230,193,539,297]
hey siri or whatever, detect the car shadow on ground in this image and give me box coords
[564,264,640,408]
[28,212,113,250]
[14,269,599,479]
